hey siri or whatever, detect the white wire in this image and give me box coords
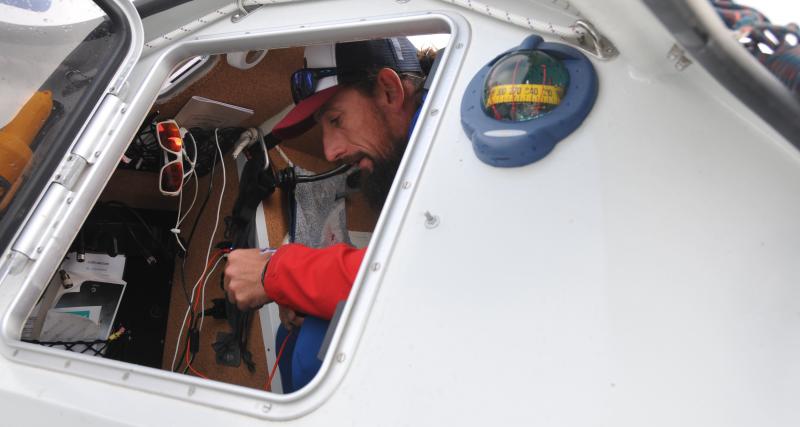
[183,131,198,177]
[178,171,199,226]
[178,131,200,225]
[199,254,227,332]
[258,129,270,171]
[169,128,228,372]
[171,131,200,253]
[170,280,196,371]
[275,145,294,167]
[172,182,187,254]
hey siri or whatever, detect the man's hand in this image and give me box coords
[279,305,304,331]
[224,248,272,310]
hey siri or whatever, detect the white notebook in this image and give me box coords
[174,96,253,129]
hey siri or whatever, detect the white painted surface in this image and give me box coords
[0,0,798,425]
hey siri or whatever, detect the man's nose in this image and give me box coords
[322,137,345,163]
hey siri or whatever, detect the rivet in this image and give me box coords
[54,175,61,181]
[430,108,439,116]
[67,155,73,161]
[371,262,381,272]
[456,42,464,49]
[64,360,71,368]
[120,107,127,114]
[66,197,73,204]
[94,151,101,158]
[188,385,196,396]
[12,349,19,357]
[424,211,440,229]
[261,403,272,413]
[36,247,43,254]
[107,130,113,136]
[402,181,412,189]
[336,352,346,363]
[122,372,130,380]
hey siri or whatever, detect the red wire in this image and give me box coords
[192,250,223,313]
[182,249,225,380]
[266,331,293,391]
[185,333,208,379]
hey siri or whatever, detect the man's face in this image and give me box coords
[316,86,406,210]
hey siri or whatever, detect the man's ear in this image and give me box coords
[374,68,405,112]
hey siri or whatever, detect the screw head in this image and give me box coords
[424,211,440,229]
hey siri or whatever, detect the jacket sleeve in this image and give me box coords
[263,243,367,319]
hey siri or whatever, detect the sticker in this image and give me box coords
[485,84,563,107]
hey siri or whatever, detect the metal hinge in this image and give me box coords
[10,183,72,262]
[71,94,126,166]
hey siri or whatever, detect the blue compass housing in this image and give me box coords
[461,35,598,167]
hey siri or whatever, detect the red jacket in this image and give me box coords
[262,243,366,319]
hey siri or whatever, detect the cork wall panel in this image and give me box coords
[159,155,272,389]
[153,47,326,159]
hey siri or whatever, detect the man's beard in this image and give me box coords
[360,134,407,212]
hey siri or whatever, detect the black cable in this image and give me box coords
[95,205,158,265]
[102,200,158,240]
[175,308,202,374]
[186,151,218,249]
[295,164,351,183]
[176,151,218,372]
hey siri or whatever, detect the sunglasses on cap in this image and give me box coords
[155,120,192,196]
[290,67,337,104]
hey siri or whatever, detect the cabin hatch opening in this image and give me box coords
[18,34,448,395]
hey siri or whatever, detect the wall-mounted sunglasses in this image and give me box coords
[155,120,189,196]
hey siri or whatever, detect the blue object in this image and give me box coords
[1,0,51,11]
[460,35,598,167]
[276,316,329,392]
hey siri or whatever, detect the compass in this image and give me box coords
[461,35,598,167]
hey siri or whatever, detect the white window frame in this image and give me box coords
[0,10,470,420]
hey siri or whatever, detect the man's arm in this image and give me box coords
[224,243,366,319]
[265,243,366,319]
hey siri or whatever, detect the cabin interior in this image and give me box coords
[22,39,442,393]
